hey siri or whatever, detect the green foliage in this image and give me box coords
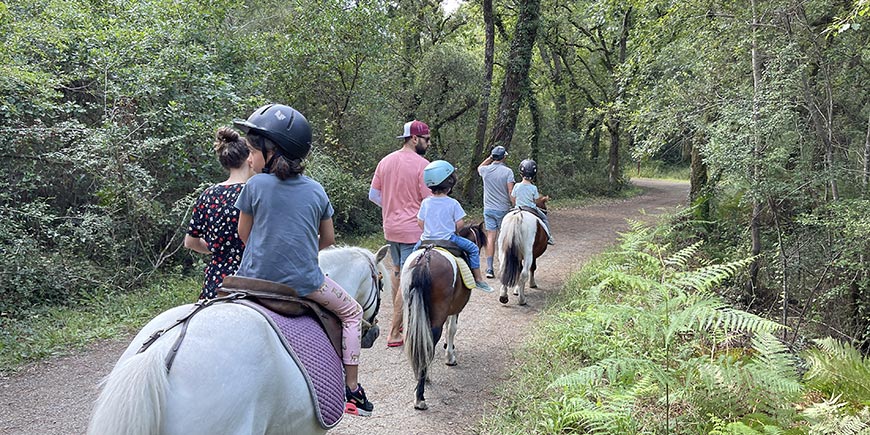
[803,338,870,406]
[481,218,870,435]
[0,274,196,373]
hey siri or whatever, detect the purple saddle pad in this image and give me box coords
[235,300,345,429]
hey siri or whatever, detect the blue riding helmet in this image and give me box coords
[491,146,507,160]
[423,160,455,187]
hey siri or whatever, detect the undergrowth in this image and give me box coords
[479,220,870,435]
[0,275,196,374]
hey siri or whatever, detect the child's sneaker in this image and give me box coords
[345,384,374,417]
[485,268,495,278]
[475,281,494,293]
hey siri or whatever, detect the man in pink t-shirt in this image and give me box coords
[369,120,432,347]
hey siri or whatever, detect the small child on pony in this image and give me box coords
[415,160,494,293]
[511,158,555,245]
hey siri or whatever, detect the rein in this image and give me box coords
[136,292,245,372]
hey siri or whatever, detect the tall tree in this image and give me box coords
[463,0,496,201]
[489,0,542,151]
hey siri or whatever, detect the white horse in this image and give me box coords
[87,245,390,435]
[497,210,548,305]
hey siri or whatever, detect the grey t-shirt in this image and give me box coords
[234,173,334,296]
[478,162,515,211]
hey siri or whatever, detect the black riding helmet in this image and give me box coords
[233,104,312,160]
[519,158,537,179]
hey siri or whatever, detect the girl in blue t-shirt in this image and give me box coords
[417,160,493,292]
[232,104,373,417]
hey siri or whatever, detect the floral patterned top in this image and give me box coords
[187,183,246,299]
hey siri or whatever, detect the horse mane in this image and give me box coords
[457,222,487,247]
[319,245,392,297]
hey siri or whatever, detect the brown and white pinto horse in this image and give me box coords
[497,209,548,305]
[402,223,486,411]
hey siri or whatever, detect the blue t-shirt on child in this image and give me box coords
[234,173,334,296]
[512,183,540,209]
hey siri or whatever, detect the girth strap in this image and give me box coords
[136,292,244,372]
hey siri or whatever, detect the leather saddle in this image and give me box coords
[418,239,469,264]
[218,276,343,358]
[517,205,547,220]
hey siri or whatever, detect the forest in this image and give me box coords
[1,0,869,432]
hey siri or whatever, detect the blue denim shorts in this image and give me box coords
[483,209,510,231]
[388,241,417,269]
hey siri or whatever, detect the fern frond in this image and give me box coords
[802,396,870,435]
[804,338,870,405]
[550,357,657,390]
[596,269,663,294]
[670,257,755,293]
[664,241,703,269]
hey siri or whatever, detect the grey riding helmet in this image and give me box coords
[519,159,537,179]
[234,104,312,160]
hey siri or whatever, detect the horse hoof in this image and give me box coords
[414,401,428,410]
[513,290,519,296]
[446,360,457,366]
[499,295,508,304]
[518,300,527,306]
[530,284,538,289]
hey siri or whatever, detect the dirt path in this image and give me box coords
[0,178,687,435]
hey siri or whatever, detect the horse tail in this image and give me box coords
[403,253,435,380]
[500,212,525,287]
[88,345,168,435]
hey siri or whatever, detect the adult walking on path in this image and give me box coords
[477,145,515,278]
[0,178,688,435]
[368,120,432,347]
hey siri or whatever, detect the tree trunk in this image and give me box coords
[747,0,763,302]
[489,0,542,150]
[864,113,870,190]
[463,0,495,202]
[400,4,423,120]
[590,119,601,161]
[689,140,709,220]
[607,120,620,186]
[604,8,631,188]
[538,41,566,124]
[529,86,541,163]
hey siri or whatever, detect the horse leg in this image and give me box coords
[518,252,534,306]
[529,258,538,289]
[445,315,458,366]
[415,369,428,410]
[412,323,443,410]
[499,283,509,304]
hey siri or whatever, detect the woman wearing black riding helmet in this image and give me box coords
[232,104,375,417]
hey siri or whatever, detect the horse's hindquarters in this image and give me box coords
[108,303,325,435]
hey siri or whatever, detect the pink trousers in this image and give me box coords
[305,276,362,365]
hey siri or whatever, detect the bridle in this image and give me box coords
[361,260,383,326]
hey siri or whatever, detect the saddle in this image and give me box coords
[219,276,343,358]
[418,239,468,263]
[518,205,547,220]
